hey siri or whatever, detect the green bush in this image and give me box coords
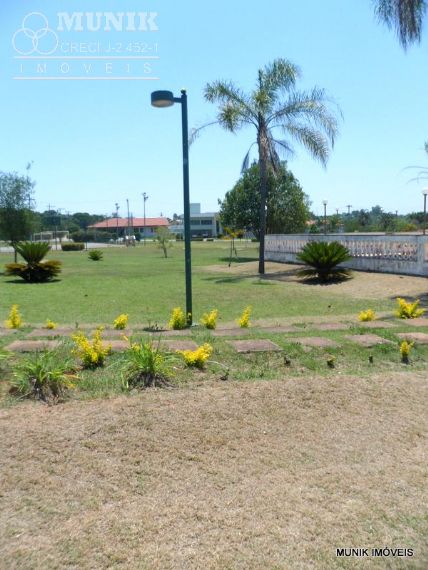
[88,249,103,261]
[62,242,85,251]
[121,339,172,389]
[5,242,62,282]
[296,241,352,283]
[10,349,77,403]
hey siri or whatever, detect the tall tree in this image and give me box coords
[374,0,426,49]
[196,59,340,274]
[0,168,35,261]
[220,162,310,237]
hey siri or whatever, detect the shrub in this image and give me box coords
[5,304,22,328]
[178,343,212,369]
[113,314,128,330]
[121,339,171,388]
[88,249,103,261]
[45,319,57,330]
[296,241,352,283]
[5,241,61,283]
[238,306,252,328]
[72,328,111,368]
[395,297,425,319]
[62,242,85,251]
[169,307,187,330]
[358,309,376,322]
[200,309,218,329]
[400,340,414,364]
[10,350,77,403]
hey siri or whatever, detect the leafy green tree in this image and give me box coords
[155,227,173,258]
[0,168,35,261]
[220,162,310,237]
[196,59,340,274]
[375,0,426,49]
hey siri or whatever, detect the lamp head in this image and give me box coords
[423,188,428,196]
[323,200,328,206]
[151,90,175,108]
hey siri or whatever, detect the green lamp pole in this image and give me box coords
[423,188,428,236]
[151,89,192,325]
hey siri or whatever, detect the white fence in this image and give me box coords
[265,234,428,276]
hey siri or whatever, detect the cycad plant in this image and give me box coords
[194,58,340,274]
[296,241,352,283]
[5,241,61,282]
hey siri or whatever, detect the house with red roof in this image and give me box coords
[88,217,169,240]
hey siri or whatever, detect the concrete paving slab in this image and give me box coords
[397,332,428,344]
[291,337,340,348]
[6,340,61,352]
[357,321,396,329]
[161,340,199,352]
[229,339,282,353]
[403,318,428,328]
[345,334,394,347]
[213,328,252,337]
[311,323,349,331]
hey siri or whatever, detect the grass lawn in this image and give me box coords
[0,242,427,568]
[0,372,426,569]
[0,241,426,326]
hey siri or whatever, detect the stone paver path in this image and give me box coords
[345,334,394,347]
[106,340,129,352]
[357,321,396,329]
[6,340,61,352]
[213,328,253,337]
[397,332,428,345]
[404,318,428,328]
[311,323,349,331]
[229,340,282,353]
[291,337,340,348]
[161,340,199,352]
[27,327,75,338]
[0,329,18,337]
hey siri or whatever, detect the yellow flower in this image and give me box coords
[169,307,187,330]
[178,343,213,369]
[113,314,129,330]
[200,309,218,330]
[45,319,57,330]
[5,305,22,329]
[238,306,252,328]
[358,309,376,322]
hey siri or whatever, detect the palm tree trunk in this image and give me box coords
[258,127,269,275]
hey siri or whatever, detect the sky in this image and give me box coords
[0,0,427,219]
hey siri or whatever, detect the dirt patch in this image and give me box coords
[0,373,426,569]
[203,261,428,300]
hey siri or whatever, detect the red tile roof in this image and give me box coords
[89,217,169,229]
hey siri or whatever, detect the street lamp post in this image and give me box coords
[423,188,428,236]
[142,192,149,246]
[151,89,192,325]
[115,202,119,241]
[323,200,328,235]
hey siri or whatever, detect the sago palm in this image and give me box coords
[194,58,340,274]
[296,241,352,283]
[374,0,426,49]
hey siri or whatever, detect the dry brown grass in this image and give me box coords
[204,261,428,300]
[0,372,427,569]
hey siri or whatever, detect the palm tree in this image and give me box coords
[195,59,340,274]
[374,0,426,49]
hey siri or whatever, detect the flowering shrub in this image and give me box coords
[113,314,129,330]
[400,340,414,364]
[238,306,252,328]
[178,343,213,369]
[358,309,376,322]
[200,309,218,329]
[45,319,57,330]
[5,305,22,329]
[395,298,425,319]
[72,328,111,368]
[169,307,187,330]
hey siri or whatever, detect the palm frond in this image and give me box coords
[270,88,341,146]
[375,0,426,49]
[189,121,219,146]
[283,124,331,167]
[241,143,257,173]
[205,81,256,120]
